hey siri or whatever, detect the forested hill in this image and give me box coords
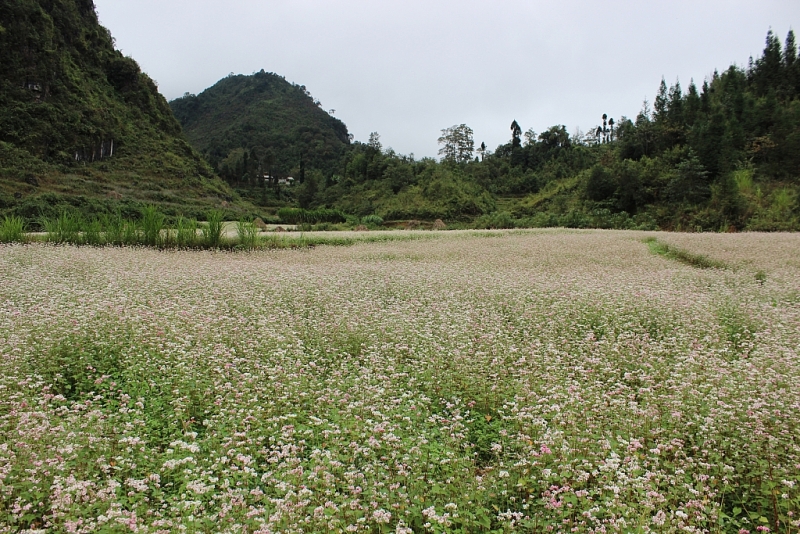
[307,30,800,231]
[169,71,351,184]
[0,0,239,219]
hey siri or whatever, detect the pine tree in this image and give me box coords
[510,120,522,148]
[700,80,711,113]
[685,80,701,126]
[654,78,669,123]
[753,29,783,96]
[785,29,799,98]
[668,80,684,126]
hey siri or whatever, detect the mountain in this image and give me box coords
[0,0,242,220]
[170,71,351,185]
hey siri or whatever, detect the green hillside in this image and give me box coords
[0,0,242,220]
[304,30,800,231]
[175,30,798,231]
[170,71,351,188]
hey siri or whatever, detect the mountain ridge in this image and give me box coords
[0,0,245,220]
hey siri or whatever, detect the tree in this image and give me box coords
[685,80,701,126]
[477,141,487,161]
[510,120,522,148]
[297,172,317,208]
[602,114,608,142]
[752,29,783,96]
[784,29,799,97]
[524,128,537,146]
[667,80,683,125]
[654,78,669,122]
[538,125,571,149]
[437,124,474,163]
[367,132,382,153]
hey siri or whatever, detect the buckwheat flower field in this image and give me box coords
[1,229,799,534]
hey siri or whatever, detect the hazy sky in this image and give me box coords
[93,0,799,159]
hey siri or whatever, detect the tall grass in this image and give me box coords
[41,212,82,244]
[0,215,26,243]
[101,213,137,246]
[140,205,165,247]
[236,218,259,249]
[175,216,199,248]
[83,217,104,246]
[203,209,224,248]
[27,208,420,250]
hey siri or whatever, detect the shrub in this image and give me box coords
[473,211,515,229]
[277,207,346,224]
[361,214,384,226]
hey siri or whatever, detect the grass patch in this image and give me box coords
[643,237,728,269]
[0,215,27,243]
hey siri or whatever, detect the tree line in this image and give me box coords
[271,29,798,231]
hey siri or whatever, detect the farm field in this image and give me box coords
[1,230,799,533]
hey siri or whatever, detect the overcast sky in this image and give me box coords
[93,0,799,159]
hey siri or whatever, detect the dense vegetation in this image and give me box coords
[170,71,351,189]
[192,31,800,231]
[1,0,797,231]
[0,0,242,221]
[3,232,799,531]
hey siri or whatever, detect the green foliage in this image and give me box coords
[174,215,199,248]
[277,207,345,224]
[473,211,516,229]
[41,211,82,244]
[644,237,728,269]
[0,215,26,243]
[466,414,506,466]
[236,218,259,249]
[0,0,238,218]
[202,209,224,248]
[101,212,139,246]
[169,71,350,183]
[140,205,165,247]
[360,214,384,226]
[4,13,798,232]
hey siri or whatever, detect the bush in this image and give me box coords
[277,207,346,224]
[361,214,384,226]
[473,211,516,229]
